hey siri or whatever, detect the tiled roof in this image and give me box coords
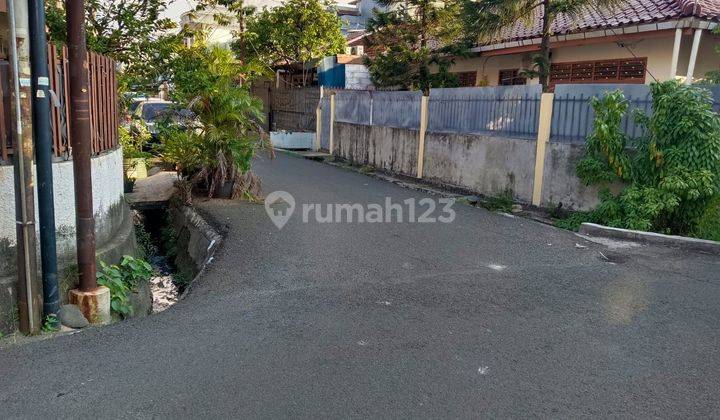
[346,30,369,45]
[489,0,720,43]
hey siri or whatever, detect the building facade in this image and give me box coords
[447,0,720,87]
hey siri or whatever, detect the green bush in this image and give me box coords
[567,81,720,238]
[119,125,151,159]
[97,256,154,317]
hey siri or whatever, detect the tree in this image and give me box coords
[705,26,720,83]
[242,0,346,84]
[46,0,183,93]
[566,82,720,238]
[461,0,620,91]
[365,0,466,93]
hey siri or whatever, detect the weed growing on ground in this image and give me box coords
[41,314,60,333]
[135,222,158,259]
[97,256,154,318]
[481,188,514,212]
[160,215,179,261]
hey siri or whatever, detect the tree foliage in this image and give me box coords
[159,40,269,199]
[569,81,720,238]
[241,0,346,70]
[46,0,183,93]
[365,0,466,92]
[460,0,621,91]
[705,26,720,84]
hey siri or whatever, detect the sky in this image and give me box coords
[161,0,196,22]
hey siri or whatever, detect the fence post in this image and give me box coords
[329,93,336,154]
[532,93,554,206]
[417,95,429,178]
[315,87,323,151]
[368,91,374,125]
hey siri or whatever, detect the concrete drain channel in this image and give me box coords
[130,200,222,315]
[134,207,181,313]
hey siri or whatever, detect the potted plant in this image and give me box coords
[120,125,151,181]
[157,42,269,200]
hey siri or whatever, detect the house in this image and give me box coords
[318,31,374,89]
[179,6,242,48]
[447,0,720,88]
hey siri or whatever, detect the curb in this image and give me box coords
[172,204,224,300]
[578,223,720,255]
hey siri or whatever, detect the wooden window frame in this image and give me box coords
[549,57,647,88]
[498,69,527,86]
[453,71,477,87]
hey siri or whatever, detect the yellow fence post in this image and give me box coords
[532,92,554,207]
[417,95,429,178]
[329,93,336,154]
[315,87,323,151]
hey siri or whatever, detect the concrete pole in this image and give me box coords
[532,93,555,207]
[670,28,682,80]
[417,96,429,179]
[8,0,42,334]
[685,29,703,85]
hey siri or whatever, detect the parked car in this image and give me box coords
[133,98,196,132]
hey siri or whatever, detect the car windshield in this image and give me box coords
[128,100,144,113]
[141,103,171,122]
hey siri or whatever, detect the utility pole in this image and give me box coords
[7,0,42,334]
[66,0,110,323]
[29,0,60,325]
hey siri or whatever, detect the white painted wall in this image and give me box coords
[345,64,373,89]
[0,147,125,252]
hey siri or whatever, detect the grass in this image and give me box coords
[479,188,514,213]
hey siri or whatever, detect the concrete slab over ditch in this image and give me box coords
[579,222,720,255]
[126,171,178,210]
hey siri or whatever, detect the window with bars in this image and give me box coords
[453,71,477,87]
[498,69,527,86]
[549,58,647,88]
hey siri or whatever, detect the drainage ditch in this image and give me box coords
[134,207,181,312]
[131,202,222,314]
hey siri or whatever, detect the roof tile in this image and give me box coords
[487,0,720,44]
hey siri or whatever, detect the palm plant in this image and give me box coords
[160,40,269,199]
[461,0,621,91]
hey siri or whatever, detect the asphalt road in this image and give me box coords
[2,152,720,418]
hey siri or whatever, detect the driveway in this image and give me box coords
[1,152,719,418]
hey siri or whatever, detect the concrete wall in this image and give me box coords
[344,64,373,90]
[449,32,720,86]
[169,204,223,288]
[333,122,603,211]
[423,132,537,203]
[540,142,606,210]
[0,147,126,251]
[335,122,419,177]
[0,147,136,334]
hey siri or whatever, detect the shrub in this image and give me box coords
[119,125,151,159]
[569,81,720,238]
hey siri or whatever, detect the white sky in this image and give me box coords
[161,0,196,22]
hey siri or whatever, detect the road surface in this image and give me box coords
[2,152,719,418]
